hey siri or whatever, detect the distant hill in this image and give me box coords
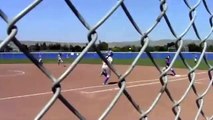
[0,40,87,51]
[108,39,213,47]
[12,40,87,47]
[1,39,213,50]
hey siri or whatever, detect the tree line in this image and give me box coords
[1,41,213,52]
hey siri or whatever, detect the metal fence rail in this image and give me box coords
[0,0,213,120]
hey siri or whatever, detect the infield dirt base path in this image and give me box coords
[0,64,212,120]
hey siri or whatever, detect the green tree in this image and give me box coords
[35,43,40,51]
[0,45,13,52]
[154,45,167,51]
[112,46,121,52]
[22,44,29,51]
[146,46,155,52]
[120,46,131,52]
[74,45,82,52]
[69,45,74,51]
[61,45,69,51]
[207,45,213,52]
[188,43,201,52]
[98,42,108,50]
[41,42,47,50]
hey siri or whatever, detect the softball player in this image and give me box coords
[164,55,176,76]
[194,55,198,63]
[57,53,64,65]
[38,54,43,65]
[101,50,113,85]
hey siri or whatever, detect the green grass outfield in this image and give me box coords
[0,58,212,70]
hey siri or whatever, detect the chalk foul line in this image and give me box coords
[0,72,207,101]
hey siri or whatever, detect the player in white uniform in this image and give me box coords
[101,50,113,85]
[194,55,198,63]
[38,54,43,65]
[57,53,64,65]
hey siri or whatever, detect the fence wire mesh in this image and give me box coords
[0,0,213,120]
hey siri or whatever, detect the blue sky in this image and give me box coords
[0,0,212,43]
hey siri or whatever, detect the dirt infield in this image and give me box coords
[0,64,212,120]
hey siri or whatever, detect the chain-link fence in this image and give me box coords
[0,0,213,120]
